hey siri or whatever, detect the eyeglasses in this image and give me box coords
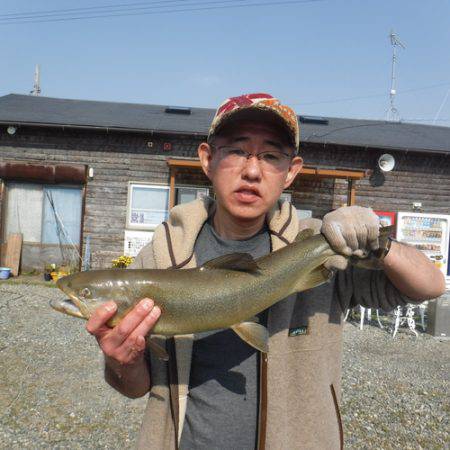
[212,145,293,172]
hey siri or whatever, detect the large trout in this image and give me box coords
[51,227,392,357]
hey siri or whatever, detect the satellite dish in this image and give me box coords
[378,154,395,172]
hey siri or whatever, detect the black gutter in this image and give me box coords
[0,120,206,137]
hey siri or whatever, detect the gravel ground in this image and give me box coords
[0,281,448,449]
[341,316,449,449]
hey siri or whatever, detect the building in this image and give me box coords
[0,93,449,271]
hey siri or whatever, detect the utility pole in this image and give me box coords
[30,64,41,96]
[386,30,405,121]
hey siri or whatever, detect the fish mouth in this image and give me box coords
[55,277,91,318]
[50,297,85,319]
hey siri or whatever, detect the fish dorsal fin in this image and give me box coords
[201,253,260,273]
[295,228,315,242]
[290,265,333,294]
[231,322,269,353]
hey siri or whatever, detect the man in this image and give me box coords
[86,94,445,450]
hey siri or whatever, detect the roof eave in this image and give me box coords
[0,120,206,137]
[303,139,450,156]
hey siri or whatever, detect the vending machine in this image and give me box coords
[396,212,450,287]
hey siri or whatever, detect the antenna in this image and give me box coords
[386,30,405,121]
[30,64,41,96]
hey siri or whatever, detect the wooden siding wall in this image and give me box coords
[302,144,450,214]
[0,128,197,268]
[1,128,449,269]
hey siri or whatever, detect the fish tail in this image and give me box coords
[379,225,395,249]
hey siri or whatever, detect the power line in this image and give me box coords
[294,81,450,106]
[0,0,185,18]
[433,88,450,125]
[0,0,241,20]
[0,0,325,25]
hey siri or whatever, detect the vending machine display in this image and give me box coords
[396,212,450,284]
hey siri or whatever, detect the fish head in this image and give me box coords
[54,271,118,320]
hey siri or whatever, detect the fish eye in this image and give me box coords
[80,288,91,298]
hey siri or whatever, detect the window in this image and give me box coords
[176,187,209,205]
[127,183,169,230]
[279,192,292,203]
[42,187,82,245]
[5,183,43,243]
[4,182,82,245]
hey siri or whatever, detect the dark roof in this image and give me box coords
[1,93,449,154]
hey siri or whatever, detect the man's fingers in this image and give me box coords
[322,222,351,255]
[114,306,161,365]
[135,335,146,352]
[86,301,117,336]
[324,255,348,271]
[355,224,368,254]
[322,206,384,257]
[367,224,380,250]
[120,305,161,352]
[107,298,155,348]
[86,298,161,365]
[345,229,359,253]
[115,334,149,365]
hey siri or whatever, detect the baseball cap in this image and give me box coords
[207,93,300,152]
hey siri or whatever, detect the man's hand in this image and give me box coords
[321,206,380,270]
[86,298,161,366]
[86,298,161,398]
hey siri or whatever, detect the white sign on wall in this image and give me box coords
[124,230,154,257]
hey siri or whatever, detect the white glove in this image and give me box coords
[321,206,380,270]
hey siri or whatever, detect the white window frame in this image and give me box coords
[126,182,170,231]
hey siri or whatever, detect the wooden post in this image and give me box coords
[78,182,87,271]
[169,168,176,209]
[0,180,5,263]
[347,179,356,206]
[0,179,4,245]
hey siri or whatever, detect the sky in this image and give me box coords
[1,0,450,126]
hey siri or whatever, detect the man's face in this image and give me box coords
[198,120,303,222]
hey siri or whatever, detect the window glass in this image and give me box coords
[129,184,169,229]
[5,183,43,242]
[176,187,209,205]
[42,186,82,245]
[280,192,292,203]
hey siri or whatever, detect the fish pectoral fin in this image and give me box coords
[146,338,169,361]
[201,253,260,273]
[291,265,333,293]
[295,228,315,242]
[231,322,269,353]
